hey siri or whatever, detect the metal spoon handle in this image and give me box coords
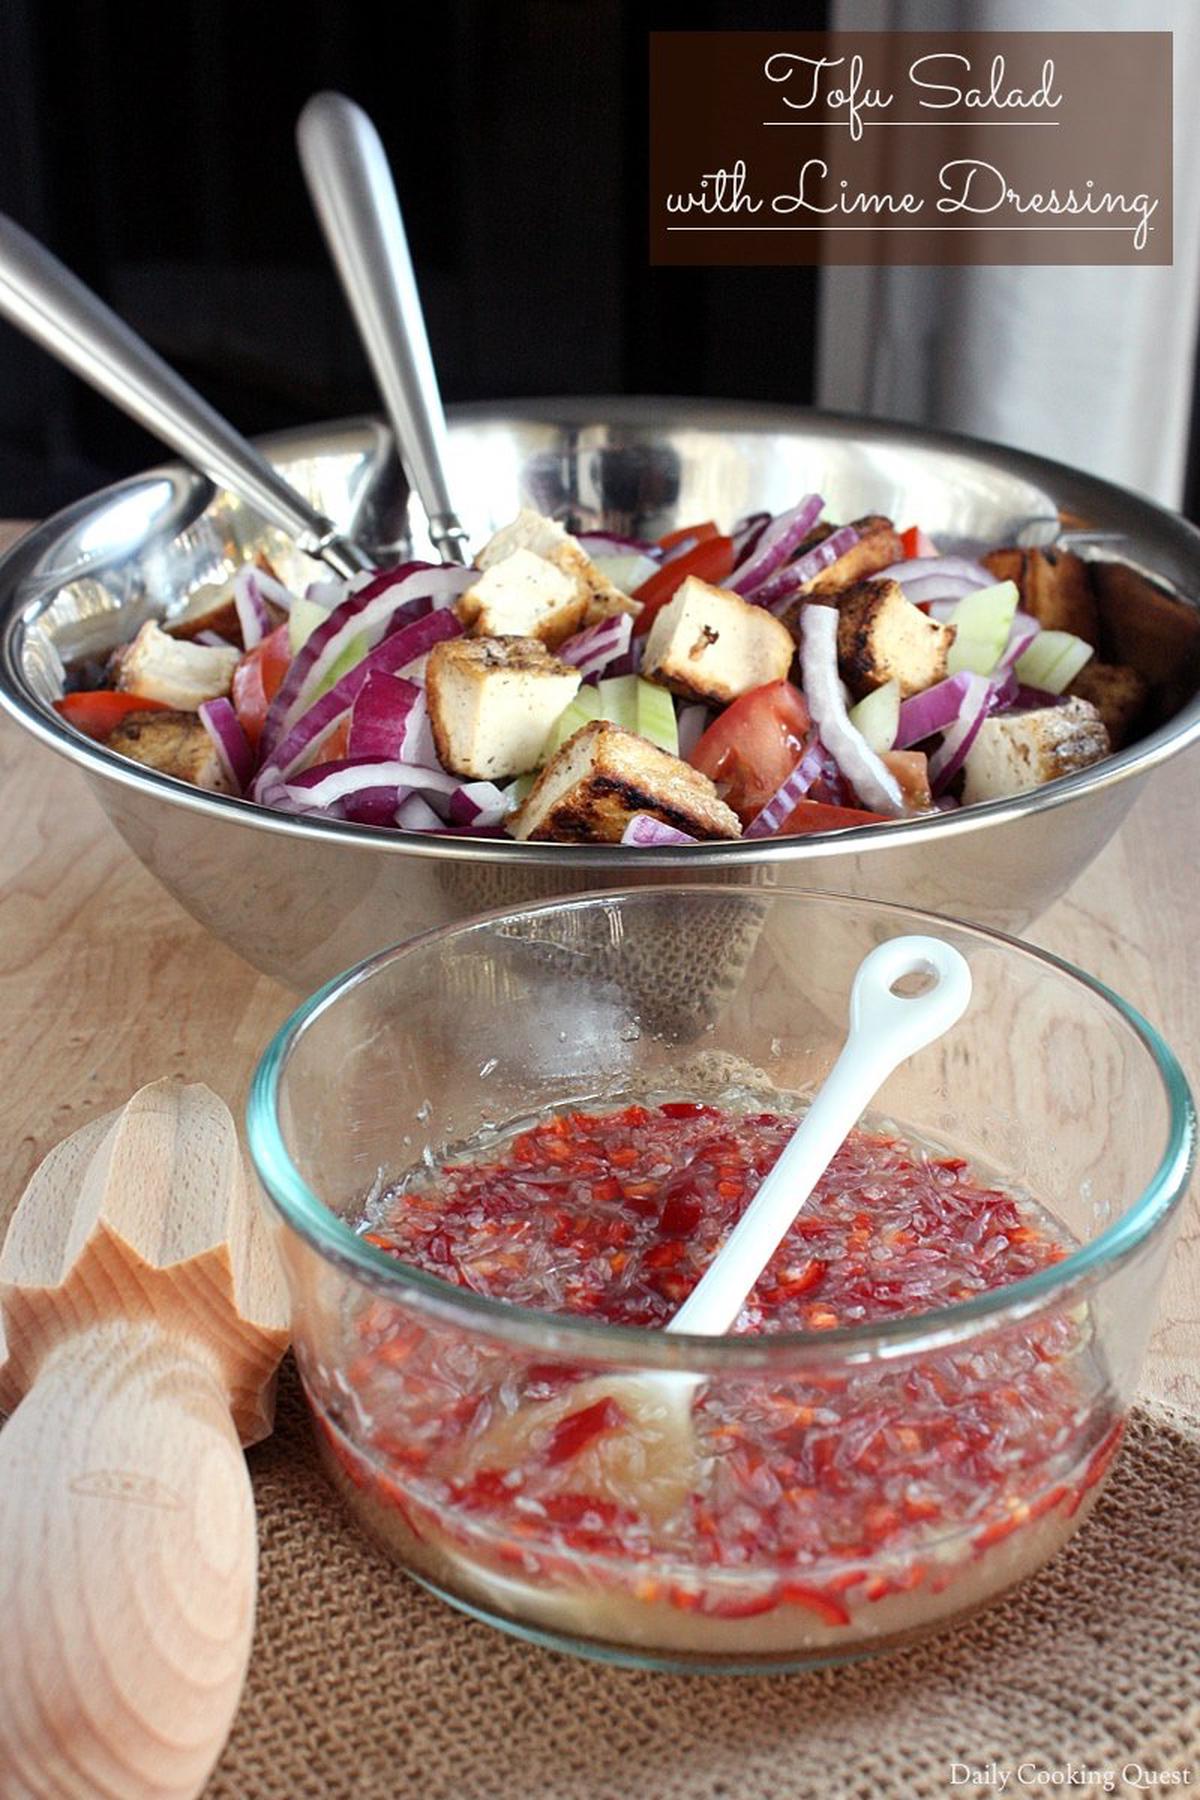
[297,92,469,566]
[0,213,371,578]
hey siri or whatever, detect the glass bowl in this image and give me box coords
[247,888,1194,1673]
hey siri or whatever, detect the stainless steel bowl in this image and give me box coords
[2,398,1199,990]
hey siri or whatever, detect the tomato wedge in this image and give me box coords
[657,520,719,553]
[54,690,170,740]
[900,525,939,560]
[632,534,735,637]
[778,798,888,835]
[232,623,291,750]
[309,718,351,765]
[688,681,811,826]
[880,749,932,812]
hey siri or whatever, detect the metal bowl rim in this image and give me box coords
[2,397,1200,869]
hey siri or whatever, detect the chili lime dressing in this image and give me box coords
[311,1102,1121,1644]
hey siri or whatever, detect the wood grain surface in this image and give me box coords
[0,520,1195,1416]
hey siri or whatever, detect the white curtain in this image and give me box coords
[819,0,1200,506]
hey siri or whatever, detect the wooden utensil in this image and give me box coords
[0,1081,290,1800]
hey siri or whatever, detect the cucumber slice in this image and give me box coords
[596,675,679,754]
[847,679,900,752]
[947,581,1019,676]
[288,595,328,657]
[1014,630,1095,695]
[540,684,604,763]
[539,675,679,764]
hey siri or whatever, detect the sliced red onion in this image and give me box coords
[401,688,439,766]
[744,740,827,837]
[305,578,346,610]
[989,668,1018,710]
[798,606,904,816]
[198,697,254,795]
[994,610,1041,673]
[1013,683,1063,710]
[754,525,861,612]
[195,629,235,648]
[395,793,445,831]
[246,566,298,612]
[657,531,706,569]
[898,573,979,609]
[879,555,992,591]
[347,673,423,760]
[256,609,461,789]
[278,758,406,826]
[928,673,994,795]
[448,781,508,828]
[895,673,979,749]
[729,494,824,596]
[603,635,644,679]
[282,757,461,814]
[232,568,273,650]
[730,511,770,562]
[261,562,472,755]
[620,815,698,846]
[558,613,633,680]
[676,703,710,761]
[576,530,657,558]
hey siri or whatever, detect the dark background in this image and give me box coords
[0,0,1196,521]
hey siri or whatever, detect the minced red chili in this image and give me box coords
[318,1103,1119,1623]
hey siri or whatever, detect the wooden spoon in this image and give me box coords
[0,1081,290,1800]
[461,936,972,1525]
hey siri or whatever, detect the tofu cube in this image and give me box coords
[1067,660,1148,749]
[982,547,1100,642]
[105,709,234,792]
[511,719,741,843]
[116,620,239,710]
[478,508,640,625]
[641,576,794,706]
[457,548,587,647]
[804,516,905,596]
[813,578,954,700]
[478,507,574,569]
[961,698,1110,804]
[425,636,582,781]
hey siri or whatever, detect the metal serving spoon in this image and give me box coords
[0,213,373,579]
[462,935,973,1525]
[296,92,470,566]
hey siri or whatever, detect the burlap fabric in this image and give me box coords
[206,1362,1200,1800]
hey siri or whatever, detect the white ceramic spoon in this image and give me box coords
[464,934,972,1523]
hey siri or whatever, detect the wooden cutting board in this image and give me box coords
[0,518,1195,1412]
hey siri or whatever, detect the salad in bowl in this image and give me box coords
[54,494,1146,845]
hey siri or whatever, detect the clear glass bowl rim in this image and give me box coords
[247,885,1196,1369]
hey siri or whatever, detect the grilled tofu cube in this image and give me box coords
[457,549,587,647]
[1066,660,1148,749]
[478,507,575,569]
[163,579,242,644]
[982,547,1100,643]
[812,578,954,700]
[961,698,1109,804]
[511,719,741,843]
[642,576,794,706]
[105,709,234,792]
[804,516,905,595]
[116,620,239,710]
[1090,561,1200,723]
[478,508,640,624]
[425,635,582,781]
